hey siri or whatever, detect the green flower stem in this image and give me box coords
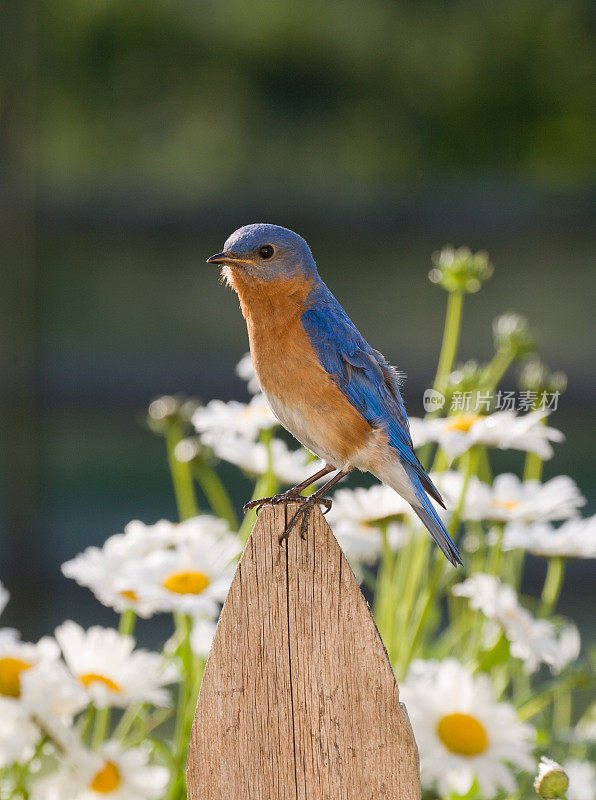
[118,609,136,637]
[144,707,175,736]
[476,446,492,484]
[164,422,202,798]
[511,670,531,707]
[238,430,278,543]
[238,467,278,543]
[418,289,464,464]
[165,421,198,521]
[523,417,546,482]
[192,458,238,531]
[374,524,400,660]
[11,735,48,799]
[401,555,446,668]
[114,702,145,742]
[145,734,178,770]
[523,451,544,482]
[434,290,464,397]
[167,613,194,800]
[92,706,111,749]
[481,349,514,391]
[485,523,504,575]
[403,453,476,668]
[78,704,95,744]
[430,447,449,473]
[451,447,478,533]
[540,557,566,617]
[395,536,430,677]
[553,685,572,733]
[388,529,417,648]
[517,670,584,721]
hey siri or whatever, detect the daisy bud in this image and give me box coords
[429,246,493,294]
[519,357,567,397]
[492,312,535,358]
[534,757,569,799]
[174,437,202,463]
[447,360,483,393]
[148,394,180,422]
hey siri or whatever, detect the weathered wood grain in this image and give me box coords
[187,503,420,799]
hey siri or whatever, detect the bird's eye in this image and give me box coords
[258,245,274,259]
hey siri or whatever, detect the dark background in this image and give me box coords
[1,1,594,642]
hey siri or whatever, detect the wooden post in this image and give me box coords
[187,503,420,799]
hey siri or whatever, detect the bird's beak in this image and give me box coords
[206,251,246,265]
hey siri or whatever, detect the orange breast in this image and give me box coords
[226,268,373,464]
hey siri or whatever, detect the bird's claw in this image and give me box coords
[278,497,333,544]
[243,491,304,515]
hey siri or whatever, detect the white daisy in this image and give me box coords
[102,518,181,558]
[62,545,156,618]
[462,473,585,524]
[204,432,325,486]
[105,515,233,559]
[55,622,176,708]
[326,484,424,568]
[20,660,88,739]
[331,518,381,567]
[0,581,8,617]
[31,740,169,800]
[190,617,218,660]
[331,518,410,574]
[401,658,534,798]
[410,409,563,461]
[327,484,415,525]
[125,535,239,616]
[452,574,580,673]
[62,516,236,618]
[564,760,596,800]
[503,515,596,558]
[192,394,278,441]
[0,630,59,702]
[0,698,40,767]
[235,351,261,394]
[549,621,582,673]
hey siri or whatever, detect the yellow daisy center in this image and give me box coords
[79,673,122,693]
[119,589,138,601]
[0,657,32,698]
[444,414,482,432]
[437,712,489,756]
[163,570,210,595]
[89,761,121,793]
[490,499,519,510]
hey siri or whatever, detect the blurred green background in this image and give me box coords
[1,0,595,640]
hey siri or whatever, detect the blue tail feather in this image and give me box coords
[406,468,462,566]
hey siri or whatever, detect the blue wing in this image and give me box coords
[301,283,444,508]
[301,283,462,566]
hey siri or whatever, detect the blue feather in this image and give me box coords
[302,279,461,564]
[404,466,463,567]
[302,281,444,505]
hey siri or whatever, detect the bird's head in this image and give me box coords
[207,223,317,283]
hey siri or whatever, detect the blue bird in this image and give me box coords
[207,224,462,566]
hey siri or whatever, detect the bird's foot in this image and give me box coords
[243,491,304,515]
[279,496,333,544]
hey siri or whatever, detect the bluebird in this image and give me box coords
[207,224,462,565]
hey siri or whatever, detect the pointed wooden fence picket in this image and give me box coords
[187,502,420,799]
